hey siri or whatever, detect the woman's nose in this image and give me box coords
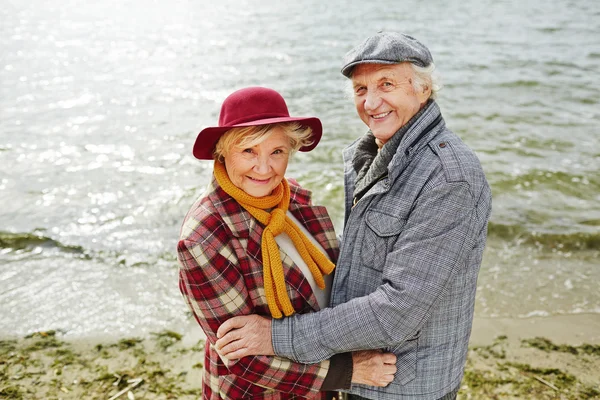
[253,156,271,174]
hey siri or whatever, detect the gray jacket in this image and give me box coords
[272,101,492,399]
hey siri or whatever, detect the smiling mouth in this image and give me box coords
[371,111,392,120]
[247,176,271,184]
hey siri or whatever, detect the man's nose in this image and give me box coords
[364,90,381,111]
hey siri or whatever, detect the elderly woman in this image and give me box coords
[177,86,396,400]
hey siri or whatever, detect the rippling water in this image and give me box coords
[1,0,599,338]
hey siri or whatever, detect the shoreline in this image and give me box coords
[470,313,600,346]
[1,314,599,399]
[4,312,598,346]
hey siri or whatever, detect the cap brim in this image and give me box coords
[193,116,323,160]
[341,59,399,78]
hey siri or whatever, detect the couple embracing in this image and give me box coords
[177,31,492,400]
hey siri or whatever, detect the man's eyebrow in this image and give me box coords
[377,75,396,82]
[352,74,397,88]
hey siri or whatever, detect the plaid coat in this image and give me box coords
[177,175,340,399]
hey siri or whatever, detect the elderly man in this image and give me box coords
[215,32,492,400]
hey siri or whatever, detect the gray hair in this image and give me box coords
[411,63,441,100]
[342,62,442,100]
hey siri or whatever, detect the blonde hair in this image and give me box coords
[214,122,314,161]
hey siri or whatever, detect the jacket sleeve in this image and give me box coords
[272,179,489,363]
[177,236,332,395]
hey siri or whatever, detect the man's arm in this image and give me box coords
[179,237,397,391]
[217,180,484,363]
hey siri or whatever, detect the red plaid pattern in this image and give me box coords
[178,176,339,399]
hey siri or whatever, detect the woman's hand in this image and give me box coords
[215,315,274,359]
[215,315,397,388]
[351,350,397,387]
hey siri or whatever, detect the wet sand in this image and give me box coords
[470,314,600,347]
[464,314,600,399]
[1,315,599,399]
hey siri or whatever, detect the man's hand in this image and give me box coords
[351,350,397,387]
[215,315,274,359]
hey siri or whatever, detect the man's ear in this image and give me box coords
[418,83,431,105]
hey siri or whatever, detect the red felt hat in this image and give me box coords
[193,86,323,160]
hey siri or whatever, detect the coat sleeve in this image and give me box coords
[177,236,331,395]
[272,179,489,363]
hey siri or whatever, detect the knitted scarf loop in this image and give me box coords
[213,161,335,319]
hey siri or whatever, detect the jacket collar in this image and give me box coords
[393,100,444,162]
[348,100,444,200]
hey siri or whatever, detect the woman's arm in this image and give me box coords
[178,238,395,394]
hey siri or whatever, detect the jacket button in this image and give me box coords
[439,142,447,148]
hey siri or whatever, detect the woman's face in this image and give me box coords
[223,128,291,198]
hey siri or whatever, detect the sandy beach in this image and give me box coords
[2,314,599,400]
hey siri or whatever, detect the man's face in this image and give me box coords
[351,63,431,145]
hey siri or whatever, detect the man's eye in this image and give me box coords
[382,82,393,87]
[355,87,366,95]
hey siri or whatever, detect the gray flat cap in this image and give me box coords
[341,32,433,78]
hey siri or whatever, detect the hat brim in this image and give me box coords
[193,116,323,160]
[341,58,430,78]
[341,59,400,78]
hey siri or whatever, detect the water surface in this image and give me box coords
[1,0,599,337]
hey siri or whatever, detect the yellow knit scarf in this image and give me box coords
[213,161,335,318]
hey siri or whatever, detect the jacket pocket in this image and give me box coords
[361,210,405,271]
[388,336,419,386]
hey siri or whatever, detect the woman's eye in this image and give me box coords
[272,149,282,155]
[242,148,254,154]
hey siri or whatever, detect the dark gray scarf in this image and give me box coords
[352,102,431,201]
